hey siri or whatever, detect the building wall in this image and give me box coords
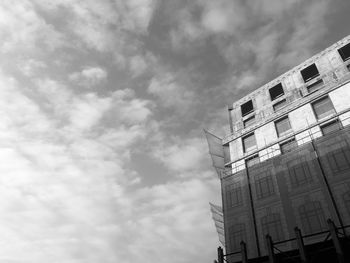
[223,126,350,259]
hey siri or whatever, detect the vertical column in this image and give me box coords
[217,246,224,263]
[295,227,308,263]
[241,241,248,263]
[228,106,234,133]
[266,235,276,263]
[245,165,261,256]
[328,219,345,263]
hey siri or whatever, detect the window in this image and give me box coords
[299,202,327,234]
[343,192,350,216]
[312,96,335,120]
[241,100,254,117]
[321,119,342,135]
[338,43,350,61]
[307,79,324,93]
[287,161,312,187]
[228,224,246,252]
[244,116,255,128]
[301,63,319,82]
[275,116,292,137]
[273,99,287,112]
[255,171,274,199]
[269,83,284,101]
[261,213,284,242]
[246,154,259,168]
[226,183,243,208]
[326,145,350,173]
[242,133,257,153]
[280,137,297,154]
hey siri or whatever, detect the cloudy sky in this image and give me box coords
[0,0,350,262]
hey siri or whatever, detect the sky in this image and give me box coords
[0,0,350,262]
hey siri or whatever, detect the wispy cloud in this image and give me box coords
[69,67,108,88]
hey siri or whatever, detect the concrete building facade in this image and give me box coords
[207,35,350,262]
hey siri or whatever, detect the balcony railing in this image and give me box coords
[220,112,350,178]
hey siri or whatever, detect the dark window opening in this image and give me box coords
[347,64,350,71]
[301,63,319,82]
[241,100,254,117]
[280,137,297,154]
[269,83,284,101]
[273,99,287,112]
[307,79,324,93]
[244,116,255,128]
[338,43,350,61]
[246,154,259,168]
[321,119,342,135]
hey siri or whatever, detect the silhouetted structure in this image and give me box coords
[206,35,350,262]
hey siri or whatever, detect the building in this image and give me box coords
[206,35,350,262]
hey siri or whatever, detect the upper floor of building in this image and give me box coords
[225,35,350,144]
[223,35,350,174]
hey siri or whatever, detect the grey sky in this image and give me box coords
[0,0,349,262]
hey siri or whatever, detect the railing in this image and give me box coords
[216,219,350,263]
[220,112,350,179]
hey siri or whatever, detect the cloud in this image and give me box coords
[68,93,111,131]
[17,59,47,77]
[200,0,244,34]
[0,69,159,262]
[0,68,220,263]
[151,137,212,178]
[115,178,221,263]
[69,67,108,87]
[0,0,66,54]
[148,72,195,111]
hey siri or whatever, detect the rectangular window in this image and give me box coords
[288,162,312,187]
[338,43,350,61]
[273,99,287,112]
[327,147,350,173]
[243,116,255,128]
[299,202,327,234]
[261,214,284,242]
[241,100,254,117]
[255,171,274,199]
[321,119,342,135]
[280,137,297,154]
[269,83,284,101]
[226,183,243,208]
[228,224,246,252]
[242,133,256,153]
[307,79,324,93]
[312,96,335,120]
[246,154,259,168]
[301,63,319,82]
[275,116,292,137]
